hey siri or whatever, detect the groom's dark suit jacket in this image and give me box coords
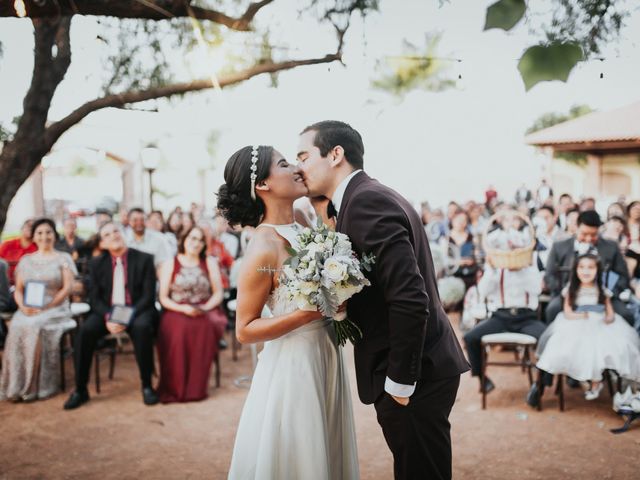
[337,172,470,404]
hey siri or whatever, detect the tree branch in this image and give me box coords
[45,51,340,147]
[0,0,275,31]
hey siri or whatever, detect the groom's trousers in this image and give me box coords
[374,374,461,480]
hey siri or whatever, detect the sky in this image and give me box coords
[1,0,639,222]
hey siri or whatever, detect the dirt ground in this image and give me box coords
[0,314,638,480]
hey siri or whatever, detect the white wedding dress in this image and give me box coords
[227,223,360,480]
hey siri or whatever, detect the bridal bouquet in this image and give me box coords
[281,219,375,346]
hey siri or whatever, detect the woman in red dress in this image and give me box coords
[157,226,226,403]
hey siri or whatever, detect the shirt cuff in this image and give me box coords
[384,377,416,398]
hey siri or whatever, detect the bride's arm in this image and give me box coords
[235,240,322,344]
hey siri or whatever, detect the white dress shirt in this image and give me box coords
[478,265,542,313]
[332,169,415,398]
[331,169,363,216]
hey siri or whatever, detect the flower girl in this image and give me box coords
[537,252,640,400]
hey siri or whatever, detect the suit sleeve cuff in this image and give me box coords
[384,377,416,397]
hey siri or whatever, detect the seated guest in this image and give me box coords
[157,226,226,403]
[460,268,487,334]
[556,193,575,231]
[533,205,561,269]
[0,218,76,401]
[0,218,37,285]
[448,210,477,290]
[627,200,640,245]
[95,208,113,230]
[601,216,629,251]
[165,210,183,256]
[536,252,640,401]
[463,259,545,393]
[607,202,626,221]
[55,217,84,261]
[205,220,235,290]
[146,210,165,233]
[64,222,158,409]
[125,207,172,271]
[544,210,632,324]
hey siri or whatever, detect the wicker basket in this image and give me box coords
[482,210,535,270]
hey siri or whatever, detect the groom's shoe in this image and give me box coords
[142,387,159,406]
[64,389,90,410]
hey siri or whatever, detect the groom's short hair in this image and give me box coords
[301,120,364,170]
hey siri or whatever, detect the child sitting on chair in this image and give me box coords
[536,252,640,400]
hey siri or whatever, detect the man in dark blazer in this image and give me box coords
[64,221,159,409]
[298,121,470,480]
[543,210,632,324]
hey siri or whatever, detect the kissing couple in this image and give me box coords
[217,121,469,480]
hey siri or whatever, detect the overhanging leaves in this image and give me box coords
[517,42,584,91]
[484,0,526,31]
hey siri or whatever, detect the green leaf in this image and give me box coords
[518,42,584,91]
[316,217,324,229]
[286,246,298,257]
[484,0,526,31]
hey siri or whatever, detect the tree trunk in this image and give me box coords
[0,16,71,234]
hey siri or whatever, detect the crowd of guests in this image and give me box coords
[2,182,640,412]
[0,204,248,408]
[422,182,640,406]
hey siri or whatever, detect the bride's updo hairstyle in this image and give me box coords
[217,145,273,228]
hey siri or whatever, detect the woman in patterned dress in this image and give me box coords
[0,218,77,401]
[157,226,226,403]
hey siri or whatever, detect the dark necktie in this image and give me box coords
[327,200,337,219]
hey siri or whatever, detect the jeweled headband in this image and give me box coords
[250,145,259,201]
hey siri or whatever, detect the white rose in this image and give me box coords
[306,242,324,256]
[335,283,362,304]
[314,234,324,243]
[334,237,352,256]
[303,227,312,236]
[294,293,317,311]
[323,257,348,283]
[282,265,296,280]
[299,281,317,296]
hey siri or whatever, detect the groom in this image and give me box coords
[298,121,470,480]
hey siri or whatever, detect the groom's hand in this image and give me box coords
[391,394,410,406]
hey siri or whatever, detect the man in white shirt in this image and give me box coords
[125,208,172,272]
[463,262,546,393]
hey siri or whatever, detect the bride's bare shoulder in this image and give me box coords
[243,226,285,260]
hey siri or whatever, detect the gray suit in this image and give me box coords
[543,236,632,324]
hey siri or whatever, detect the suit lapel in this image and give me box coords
[126,249,135,296]
[336,171,369,232]
[101,253,113,302]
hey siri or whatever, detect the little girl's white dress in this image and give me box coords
[537,286,640,382]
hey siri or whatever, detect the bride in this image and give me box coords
[217,145,359,480]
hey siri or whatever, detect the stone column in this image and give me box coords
[584,153,603,198]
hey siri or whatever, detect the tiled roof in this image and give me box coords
[525,101,640,146]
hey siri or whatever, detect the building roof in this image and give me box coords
[525,101,640,152]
